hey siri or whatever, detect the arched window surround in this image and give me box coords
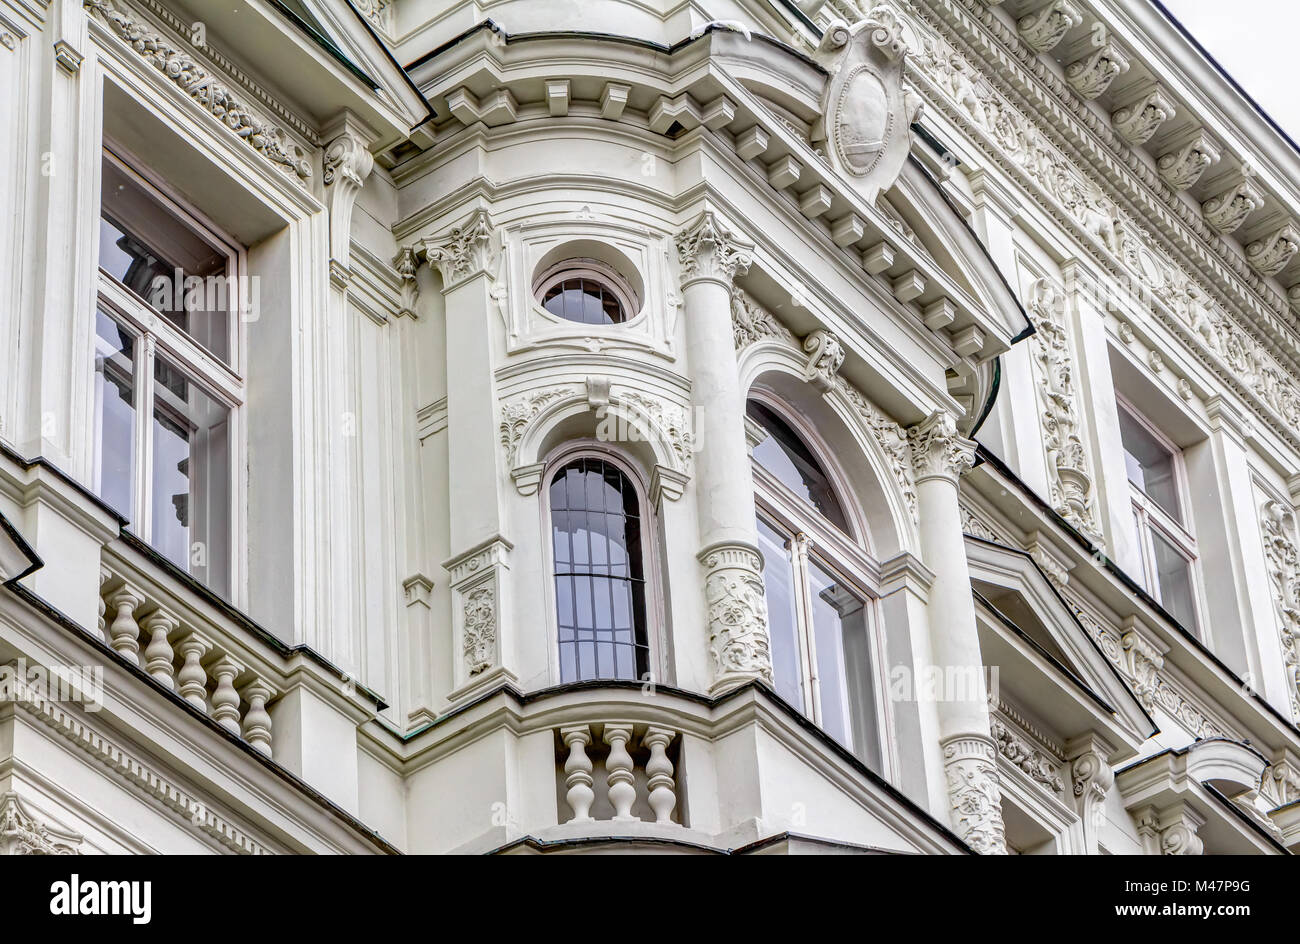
[538,441,669,687]
[747,391,895,776]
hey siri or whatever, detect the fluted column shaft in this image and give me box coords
[909,411,1006,854]
[676,211,772,693]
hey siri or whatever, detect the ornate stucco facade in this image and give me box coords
[0,0,1298,854]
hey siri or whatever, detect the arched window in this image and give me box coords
[748,396,883,769]
[534,260,638,325]
[549,456,649,682]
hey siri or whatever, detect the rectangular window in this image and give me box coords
[93,148,243,599]
[1118,401,1199,634]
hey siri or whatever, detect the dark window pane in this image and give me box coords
[551,457,649,681]
[1151,530,1198,632]
[93,311,137,520]
[747,400,850,533]
[541,276,628,325]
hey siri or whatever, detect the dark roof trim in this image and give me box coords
[341,0,437,128]
[0,508,42,586]
[272,0,379,89]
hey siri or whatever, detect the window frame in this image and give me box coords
[93,144,247,601]
[747,394,893,774]
[1116,397,1201,634]
[531,258,642,327]
[539,442,667,687]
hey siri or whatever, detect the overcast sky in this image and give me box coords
[1159,0,1300,143]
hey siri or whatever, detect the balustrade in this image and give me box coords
[557,722,682,826]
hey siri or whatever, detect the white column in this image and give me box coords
[675,211,772,694]
[908,411,1006,854]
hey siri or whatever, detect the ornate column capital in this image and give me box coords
[675,210,754,289]
[940,734,1007,854]
[907,411,976,484]
[419,208,497,290]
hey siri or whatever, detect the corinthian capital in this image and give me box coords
[907,411,976,483]
[675,211,754,288]
[420,209,497,290]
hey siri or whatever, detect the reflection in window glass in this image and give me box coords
[540,277,627,325]
[757,516,804,712]
[151,356,230,596]
[1151,529,1197,632]
[550,457,647,682]
[100,156,231,363]
[93,311,137,520]
[807,559,877,765]
[747,400,849,532]
[1118,407,1180,521]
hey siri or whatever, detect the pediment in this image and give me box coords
[966,536,1154,748]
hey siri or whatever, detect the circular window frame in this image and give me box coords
[532,258,642,327]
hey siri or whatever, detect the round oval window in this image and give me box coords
[535,262,636,325]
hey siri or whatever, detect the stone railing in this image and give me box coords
[557,722,683,826]
[98,562,279,755]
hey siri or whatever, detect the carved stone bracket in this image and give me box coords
[1110,85,1175,146]
[1246,223,1300,278]
[1156,131,1220,191]
[1201,177,1264,236]
[801,329,845,391]
[1064,41,1129,99]
[322,112,376,274]
[1017,0,1082,54]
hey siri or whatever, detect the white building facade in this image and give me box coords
[0,0,1298,855]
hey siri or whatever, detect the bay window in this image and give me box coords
[92,149,242,598]
[748,398,884,769]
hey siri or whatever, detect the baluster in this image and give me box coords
[107,584,144,665]
[240,679,275,755]
[209,655,244,734]
[142,609,178,690]
[603,722,636,821]
[643,727,678,824]
[175,633,212,709]
[559,725,595,822]
[97,566,111,642]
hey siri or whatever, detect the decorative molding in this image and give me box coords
[52,40,83,74]
[461,586,496,677]
[1016,1,1082,54]
[899,6,1300,453]
[352,0,393,40]
[697,542,773,692]
[1063,41,1129,100]
[1109,86,1175,146]
[1245,223,1300,278]
[1260,499,1300,721]
[84,0,311,183]
[0,793,82,855]
[989,718,1064,792]
[1201,177,1264,236]
[1155,131,1220,191]
[801,328,845,391]
[1025,280,1101,542]
[940,734,1007,854]
[675,211,753,287]
[420,209,497,289]
[499,387,578,466]
[907,411,975,484]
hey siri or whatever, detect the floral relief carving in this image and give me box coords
[990,719,1064,792]
[675,211,753,287]
[1201,178,1263,236]
[941,735,1007,854]
[1110,88,1175,146]
[731,288,794,349]
[907,411,975,483]
[1260,500,1300,720]
[420,209,496,287]
[84,0,311,182]
[1025,280,1101,542]
[462,586,496,677]
[0,794,82,855]
[499,387,578,465]
[618,391,696,473]
[701,545,773,685]
[802,329,846,391]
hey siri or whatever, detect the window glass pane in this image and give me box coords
[1150,530,1197,632]
[151,355,230,596]
[540,277,626,325]
[93,311,136,519]
[100,156,232,363]
[808,559,879,767]
[1118,407,1180,521]
[747,400,850,532]
[550,458,647,682]
[757,516,804,713]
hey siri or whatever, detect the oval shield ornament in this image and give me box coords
[836,66,892,176]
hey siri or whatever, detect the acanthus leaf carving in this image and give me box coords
[675,211,753,287]
[1156,132,1221,191]
[990,718,1064,792]
[1201,177,1264,236]
[1016,0,1082,54]
[801,328,845,391]
[1260,499,1300,720]
[1063,41,1129,99]
[1110,87,1175,146]
[907,411,975,483]
[1245,223,1300,278]
[0,793,83,855]
[421,209,497,288]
